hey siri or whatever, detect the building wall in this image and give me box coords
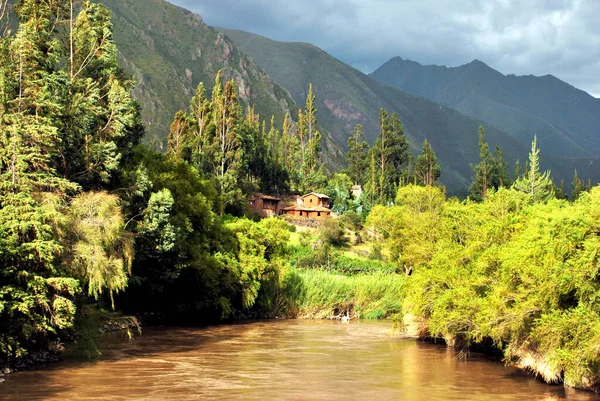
[303,195,320,207]
[283,210,330,220]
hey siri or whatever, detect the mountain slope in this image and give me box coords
[219,28,534,193]
[96,0,344,169]
[371,57,600,159]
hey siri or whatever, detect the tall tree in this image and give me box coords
[167,110,189,158]
[187,82,213,157]
[304,83,321,175]
[491,145,510,189]
[571,170,585,201]
[512,136,554,202]
[211,73,241,203]
[468,126,492,201]
[0,0,80,361]
[346,124,368,186]
[415,139,441,186]
[377,109,390,202]
[61,1,142,188]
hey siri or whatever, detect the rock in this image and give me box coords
[0,378,5,383]
[1,368,10,375]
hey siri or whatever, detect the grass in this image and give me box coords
[284,269,405,320]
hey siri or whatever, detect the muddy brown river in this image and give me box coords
[1,320,599,400]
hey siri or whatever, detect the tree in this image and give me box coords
[60,1,143,188]
[491,145,510,189]
[211,73,242,206]
[0,0,80,361]
[304,83,321,175]
[512,136,554,202]
[514,160,521,182]
[187,82,213,157]
[415,139,441,186]
[167,110,189,158]
[555,179,568,200]
[326,173,353,214]
[346,124,368,186]
[469,126,492,201]
[571,170,585,201]
[62,191,133,307]
[369,110,410,204]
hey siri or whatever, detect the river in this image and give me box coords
[1,320,598,400]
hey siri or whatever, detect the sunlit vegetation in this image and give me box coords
[1,0,600,393]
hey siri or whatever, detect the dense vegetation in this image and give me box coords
[2,0,600,394]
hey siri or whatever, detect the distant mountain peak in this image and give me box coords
[464,59,494,71]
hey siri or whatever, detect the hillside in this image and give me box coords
[219,28,531,193]
[371,57,600,159]
[95,0,348,169]
[222,29,600,191]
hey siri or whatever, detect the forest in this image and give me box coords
[1,0,599,392]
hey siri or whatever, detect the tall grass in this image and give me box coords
[285,270,404,319]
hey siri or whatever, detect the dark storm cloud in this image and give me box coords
[172,0,600,97]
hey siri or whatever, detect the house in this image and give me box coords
[351,185,363,199]
[282,192,332,220]
[248,193,282,218]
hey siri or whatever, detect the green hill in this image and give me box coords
[371,57,600,159]
[96,0,346,169]
[219,28,533,194]
[221,29,600,192]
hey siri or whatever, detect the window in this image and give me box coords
[318,212,321,217]
[300,211,303,216]
[310,198,313,203]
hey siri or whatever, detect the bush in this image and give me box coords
[319,218,346,246]
[340,210,363,231]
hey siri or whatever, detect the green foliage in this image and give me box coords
[468,126,492,201]
[415,139,441,187]
[319,219,346,246]
[340,210,363,232]
[368,110,410,204]
[0,0,138,363]
[571,169,586,201]
[326,173,353,214]
[512,136,554,202]
[346,124,368,186]
[367,185,446,274]
[371,185,600,389]
[287,270,404,319]
[63,192,133,306]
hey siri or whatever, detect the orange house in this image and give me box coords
[283,192,332,219]
[248,193,282,218]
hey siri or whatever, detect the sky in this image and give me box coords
[171,0,600,98]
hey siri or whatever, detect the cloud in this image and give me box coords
[172,0,600,97]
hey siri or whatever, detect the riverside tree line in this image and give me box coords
[1,0,599,391]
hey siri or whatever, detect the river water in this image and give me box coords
[1,320,599,400]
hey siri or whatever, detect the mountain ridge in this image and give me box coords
[97,0,346,169]
[371,56,600,159]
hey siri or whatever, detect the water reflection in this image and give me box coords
[1,320,598,400]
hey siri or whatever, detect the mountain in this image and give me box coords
[371,57,600,159]
[219,29,535,193]
[8,0,346,169]
[222,29,600,191]
[95,0,349,169]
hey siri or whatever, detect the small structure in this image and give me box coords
[248,193,282,218]
[351,185,363,199]
[282,192,332,220]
